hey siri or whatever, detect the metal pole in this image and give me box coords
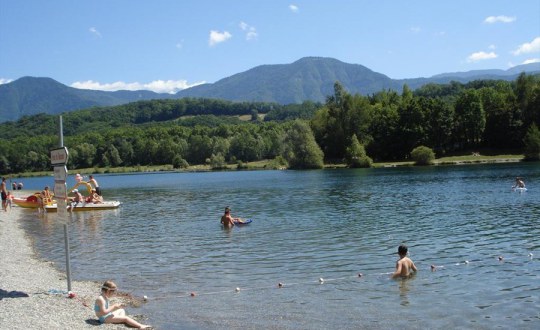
[59,115,72,292]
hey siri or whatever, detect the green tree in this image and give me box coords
[345,134,372,168]
[283,120,324,169]
[72,143,96,168]
[454,89,486,149]
[523,123,540,161]
[367,103,400,160]
[396,97,428,157]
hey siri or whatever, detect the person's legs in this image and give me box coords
[106,309,150,329]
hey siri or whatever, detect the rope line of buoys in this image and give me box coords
[142,252,535,301]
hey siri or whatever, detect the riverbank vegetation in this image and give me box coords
[1,73,539,176]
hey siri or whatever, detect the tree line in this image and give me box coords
[0,73,539,174]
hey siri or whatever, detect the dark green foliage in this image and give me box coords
[411,146,435,165]
[0,74,539,175]
[523,124,540,161]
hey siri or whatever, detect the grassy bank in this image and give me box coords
[4,153,525,179]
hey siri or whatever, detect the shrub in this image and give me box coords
[210,153,226,170]
[172,155,189,169]
[410,146,435,165]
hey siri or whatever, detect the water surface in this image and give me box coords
[17,163,540,329]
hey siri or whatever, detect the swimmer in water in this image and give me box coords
[392,245,417,279]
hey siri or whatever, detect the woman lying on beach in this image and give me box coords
[94,280,151,329]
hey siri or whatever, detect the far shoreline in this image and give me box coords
[3,153,527,179]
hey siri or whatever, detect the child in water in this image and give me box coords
[392,245,417,278]
[94,280,151,329]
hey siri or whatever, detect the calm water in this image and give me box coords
[16,163,540,329]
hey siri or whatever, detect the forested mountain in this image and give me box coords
[176,57,400,103]
[1,73,539,174]
[0,77,171,122]
[1,57,539,123]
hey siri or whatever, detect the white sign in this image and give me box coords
[54,166,68,181]
[54,182,68,199]
[50,147,69,165]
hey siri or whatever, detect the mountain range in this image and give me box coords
[1,57,539,123]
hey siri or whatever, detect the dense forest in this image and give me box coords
[1,73,539,174]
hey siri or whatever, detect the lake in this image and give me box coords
[16,162,540,329]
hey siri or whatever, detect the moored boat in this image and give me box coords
[44,200,121,212]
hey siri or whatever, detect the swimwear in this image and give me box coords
[94,298,112,323]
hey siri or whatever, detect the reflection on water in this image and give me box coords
[17,163,540,329]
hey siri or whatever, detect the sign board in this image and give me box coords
[54,166,68,181]
[50,147,69,165]
[54,182,68,199]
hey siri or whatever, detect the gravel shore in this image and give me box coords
[0,202,150,329]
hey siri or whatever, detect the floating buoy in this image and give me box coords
[464,260,469,264]
[190,292,196,297]
[319,278,324,284]
[235,287,240,293]
[431,265,436,272]
[357,273,363,278]
[529,253,533,258]
[278,282,283,288]
[498,256,504,261]
[143,295,148,301]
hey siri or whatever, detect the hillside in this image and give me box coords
[1,58,539,122]
[0,77,171,122]
[176,57,401,103]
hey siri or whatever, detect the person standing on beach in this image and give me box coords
[94,280,151,329]
[392,245,417,279]
[1,177,8,211]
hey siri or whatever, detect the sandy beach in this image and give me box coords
[0,199,149,329]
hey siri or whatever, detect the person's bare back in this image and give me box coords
[392,245,417,278]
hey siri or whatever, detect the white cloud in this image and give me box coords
[512,37,540,55]
[410,26,421,33]
[239,21,257,41]
[209,30,232,46]
[289,4,299,13]
[71,79,205,94]
[522,58,540,64]
[0,78,13,85]
[89,27,102,38]
[467,51,498,62]
[484,15,516,24]
[488,44,496,50]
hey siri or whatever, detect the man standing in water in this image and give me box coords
[392,245,417,278]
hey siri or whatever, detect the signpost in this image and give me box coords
[50,147,69,166]
[52,116,72,292]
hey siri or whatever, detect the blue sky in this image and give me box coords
[1,0,539,93]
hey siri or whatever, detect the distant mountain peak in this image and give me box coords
[2,58,539,123]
